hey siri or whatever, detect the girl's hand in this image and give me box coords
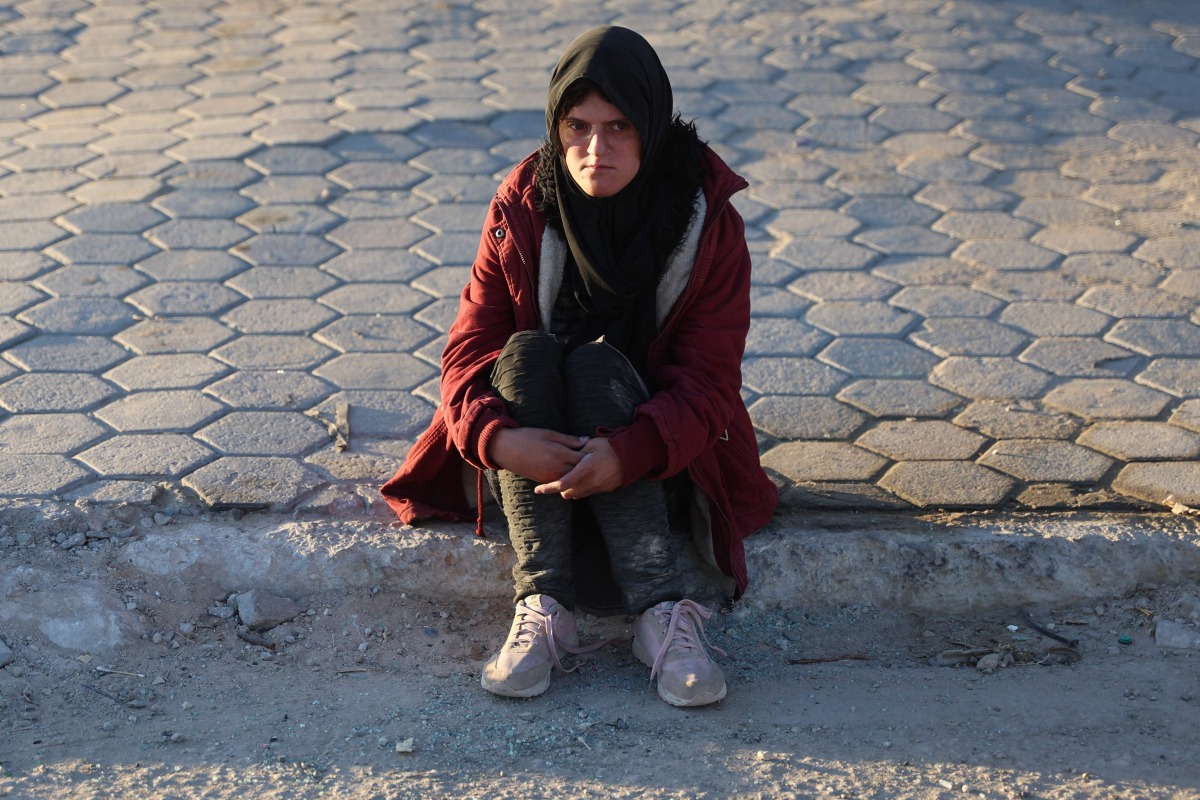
[534,437,623,500]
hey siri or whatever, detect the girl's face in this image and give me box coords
[558,91,642,198]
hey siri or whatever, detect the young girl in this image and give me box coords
[382,26,777,706]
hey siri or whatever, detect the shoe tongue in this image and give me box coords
[525,594,558,613]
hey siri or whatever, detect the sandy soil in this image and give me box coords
[1,507,1199,800]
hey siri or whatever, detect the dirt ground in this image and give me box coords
[1,504,1199,800]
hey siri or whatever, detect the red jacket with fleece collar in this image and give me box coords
[381,146,778,598]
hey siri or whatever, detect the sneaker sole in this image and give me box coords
[480,670,551,698]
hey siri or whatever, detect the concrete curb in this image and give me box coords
[116,510,1200,614]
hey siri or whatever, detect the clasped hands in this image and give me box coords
[486,426,623,501]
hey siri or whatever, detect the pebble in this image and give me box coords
[178,623,195,636]
[102,721,116,732]
[59,532,86,550]
[208,605,235,620]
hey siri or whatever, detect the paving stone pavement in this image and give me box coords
[1,0,1200,516]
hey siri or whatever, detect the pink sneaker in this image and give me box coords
[481,594,586,698]
[632,599,727,707]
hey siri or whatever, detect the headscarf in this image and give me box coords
[546,26,676,373]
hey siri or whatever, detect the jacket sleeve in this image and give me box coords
[439,200,526,470]
[607,200,752,484]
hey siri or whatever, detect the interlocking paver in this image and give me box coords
[151,190,258,219]
[1080,422,1200,462]
[930,357,1052,400]
[222,299,339,334]
[196,411,331,456]
[857,420,985,461]
[0,373,118,413]
[761,441,888,484]
[1019,337,1139,378]
[232,233,340,266]
[1138,359,1200,398]
[749,395,865,441]
[204,371,334,410]
[878,461,1014,508]
[1045,379,1172,421]
[0,454,90,497]
[980,439,1113,484]
[954,400,1079,440]
[96,390,225,432]
[126,281,244,316]
[104,354,228,390]
[211,335,334,370]
[1107,319,1200,358]
[0,411,106,455]
[5,334,129,372]
[16,297,136,335]
[819,338,938,379]
[1113,462,1200,506]
[836,378,964,419]
[182,456,323,509]
[77,433,213,478]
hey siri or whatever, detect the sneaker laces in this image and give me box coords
[646,599,728,685]
[509,602,607,675]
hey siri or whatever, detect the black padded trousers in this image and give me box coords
[489,330,685,615]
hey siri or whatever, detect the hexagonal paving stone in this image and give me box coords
[749,395,866,440]
[889,286,1003,317]
[954,401,1079,440]
[0,317,33,348]
[103,354,229,390]
[836,379,964,418]
[930,357,1052,400]
[879,462,1015,508]
[236,205,341,234]
[953,240,1059,271]
[1113,462,1200,506]
[0,454,91,497]
[232,233,341,267]
[1019,337,1139,377]
[204,371,334,410]
[806,301,916,336]
[135,250,249,281]
[1171,400,1200,433]
[115,318,236,354]
[1044,379,1172,420]
[1079,422,1200,461]
[0,373,118,412]
[818,338,938,378]
[96,390,225,432]
[33,265,148,298]
[146,219,253,249]
[311,353,436,391]
[979,440,1113,483]
[221,299,339,334]
[760,441,888,483]
[211,335,335,370]
[17,297,137,335]
[152,189,257,219]
[196,411,331,456]
[327,162,426,191]
[4,335,129,372]
[314,315,438,353]
[126,282,244,316]
[911,319,1028,357]
[224,266,339,300]
[0,413,108,454]
[183,456,323,509]
[246,145,343,176]
[742,357,849,396]
[58,203,168,234]
[43,231,158,266]
[1078,285,1193,317]
[1137,359,1200,398]
[998,302,1112,336]
[319,283,433,315]
[1106,319,1200,357]
[742,318,831,358]
[77,433,214,478]
[325,219,431,250]
[856,420,986,461]
[774,239,879,271]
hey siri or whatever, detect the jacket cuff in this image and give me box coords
[471,412,516,471]
[607,417,669,487]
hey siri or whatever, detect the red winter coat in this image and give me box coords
[381,146,778,597]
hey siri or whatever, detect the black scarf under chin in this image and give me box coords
[546,26,675,375]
